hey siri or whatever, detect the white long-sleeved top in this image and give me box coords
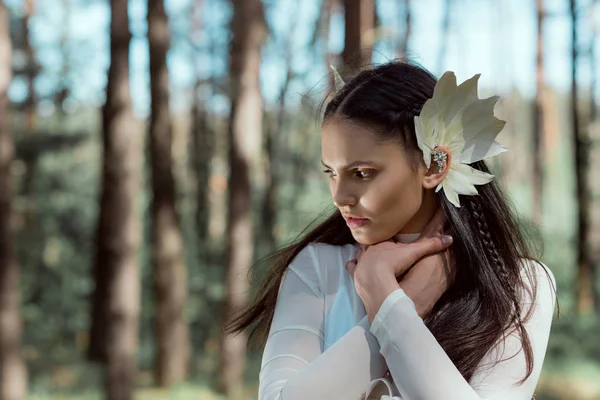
[258,234,557,400]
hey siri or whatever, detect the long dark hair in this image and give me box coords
[225,60,555,383]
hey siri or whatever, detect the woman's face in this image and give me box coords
[321,117,431,245]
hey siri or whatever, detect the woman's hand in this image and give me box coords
[345,208,453,322]
[399,209,455,319]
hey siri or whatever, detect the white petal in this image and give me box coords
[446,168,479,196]
[460,139,508,164]
[460,96,501,142]
[441,180,461,207]
[441,122,466,154]
[439,163,495,207]
[431,72,457,112]
[460,115,506,157]
[453,162,495,185]
[414,116,433,168]
[443,95,495,146]
[439,74,481,143]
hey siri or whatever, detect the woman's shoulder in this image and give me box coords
[307,241,358,259]
[288,242,358,285]
[518,258,556,288]
[518,257,557,308]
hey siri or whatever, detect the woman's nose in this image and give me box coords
[332,182,357,208]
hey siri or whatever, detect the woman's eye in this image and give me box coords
[323,169,336,177]
[354,169,374,179]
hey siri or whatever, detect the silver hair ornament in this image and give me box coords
[432,149,447,173]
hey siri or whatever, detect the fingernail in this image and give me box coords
[441,235,453,245]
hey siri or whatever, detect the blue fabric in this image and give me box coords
[323,266,365,350]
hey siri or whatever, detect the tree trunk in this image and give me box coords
[437,0,450,72]
[191,85,213,258]
[342,0,375,70]
[398,0,411,59]
[56,0,70,119]
[217,0,266,398]
[261,114,277,252]
[589,0,599,312]
[319,0,336,92]
[0,4,28,400]
[189,0,217,269]
[89,0,142,398]
[532,0,545,225]
[261,0,298,252]
[147,0,190,386]
[23,0,37,132]
[591,2,597,125]
[571,0,594,315]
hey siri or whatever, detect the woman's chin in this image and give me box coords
[351,231,390,246]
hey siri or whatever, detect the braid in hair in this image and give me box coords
[468,199,521,317]
[467,197,533,376]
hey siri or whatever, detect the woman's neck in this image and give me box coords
[393,232,421,243]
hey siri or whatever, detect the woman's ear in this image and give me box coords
[422,146,451,190]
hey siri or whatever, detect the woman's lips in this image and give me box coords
[345,217,370,229]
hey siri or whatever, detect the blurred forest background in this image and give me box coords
[0,0,599,399]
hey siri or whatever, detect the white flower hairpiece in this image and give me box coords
[329,66,508,207]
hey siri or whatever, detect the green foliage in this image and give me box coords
[10,85,600,399]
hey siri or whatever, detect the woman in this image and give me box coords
[225,61,557,399]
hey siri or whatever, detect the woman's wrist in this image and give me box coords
[356,272,401,323]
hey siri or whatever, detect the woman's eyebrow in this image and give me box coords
[320,159,380,170]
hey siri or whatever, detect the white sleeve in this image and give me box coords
[258,243,388,400]
[370,260,557,400]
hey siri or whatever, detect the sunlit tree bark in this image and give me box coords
[532,0,545,225]
[342,0,375,69]
[147,0,190,386]
[22,0,37,131]
[0,3,28,399]
[190,0,213,260]
[217,0,266,398]
[437,0,451,72]
[89,0,142,398]
[398,0,411,59]
[571,0,595,316]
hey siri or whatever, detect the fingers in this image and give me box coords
[407,235,453,265]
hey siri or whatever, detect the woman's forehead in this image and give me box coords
[321,119,403,163]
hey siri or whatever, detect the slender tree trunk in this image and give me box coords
[218,0,266,398]
[147,0,190,386]
[320,0,336,92]
[262,1,298,251]
[589,0,598,125]
[437,0,450,72]
[342,0,375,69]
[571,0,594,315]
[23,0,37,132]
[89,0,142,398]
[532,0,545,225]
[0,4,27,400]
[56,0,69,119]
[398,0,411,59]
[589,0,599,312]
[190,0,213,261]
[191,85,213,256]
[262,116,277,252]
